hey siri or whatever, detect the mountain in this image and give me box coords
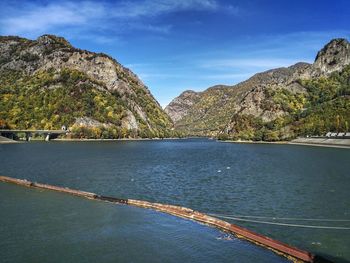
[0,34,177,139]
[166,38,350,140]
[164,90,202,122]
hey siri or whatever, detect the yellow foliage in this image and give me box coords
[9,106,21,117]
[2,94,13,102]
[91,127,102,138]
[107,111,114,118]
[44,122,53,130]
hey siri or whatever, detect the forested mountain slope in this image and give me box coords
[0,35,176,138]
[166,38,350,140]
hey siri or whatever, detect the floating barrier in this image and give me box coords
[0,175,332,263]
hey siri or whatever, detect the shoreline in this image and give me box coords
[220,139,350,149]
[2,136,349,149]
[220,140,288,145]
[0,141,21,144]
[0,135,21,144]
[0,137,186,144]
[52,137,185,142]
[288,141,350,149]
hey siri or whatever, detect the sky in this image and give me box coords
[0,0,349,107]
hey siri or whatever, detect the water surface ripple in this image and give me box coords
[0,139,349,262]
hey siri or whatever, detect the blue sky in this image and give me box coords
[0,0,349,107]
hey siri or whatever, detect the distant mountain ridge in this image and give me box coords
[0,34,177,138]
[165,38,350,140]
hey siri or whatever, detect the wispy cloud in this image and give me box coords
[199,73,254,79]
[0,0,227,39]
[128,23,173,34]
[0,1,104,36]
[126,30,350,107]
[200,58,302,70]
[112,0,219,18]
[138,73,184,80]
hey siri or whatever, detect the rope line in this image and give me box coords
[208,213,350,222]
[208,214,350,230]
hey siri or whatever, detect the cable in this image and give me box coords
[208,213,350,222]
[208,214,350,230]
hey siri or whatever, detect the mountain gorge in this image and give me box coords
[1,35,349,141]
[0,35,177,138]
[165,38,350,140]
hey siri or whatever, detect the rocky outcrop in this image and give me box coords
[0,34,174,138]
[167,38,350,138]
[164,90,201,122]
[74,117,111,128]
[1,35,153,101]
[313,38,350,74]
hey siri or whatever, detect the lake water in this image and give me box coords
[0,183,288,263]
[0,139,349,262]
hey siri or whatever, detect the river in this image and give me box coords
[0,139,349,262]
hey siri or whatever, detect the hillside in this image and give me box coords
[165,38,350,140]
[0,35,177,139]
[164,90,202,123]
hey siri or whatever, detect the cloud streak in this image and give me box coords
[0,0,225,38]
[200,58,302,70]
[0,1,104,36]
[112,0,219,18]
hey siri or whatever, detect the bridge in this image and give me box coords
[0,129,69,141]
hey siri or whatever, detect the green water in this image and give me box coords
[0,139,349,262]
[0,183,289,263]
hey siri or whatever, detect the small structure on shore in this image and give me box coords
[321,132,350,139]
[0,129,69,142]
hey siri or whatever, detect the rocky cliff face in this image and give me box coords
[167,38,350,139]
[313,38,350,74]
[0,34,175,138]
[165,90,201,122]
